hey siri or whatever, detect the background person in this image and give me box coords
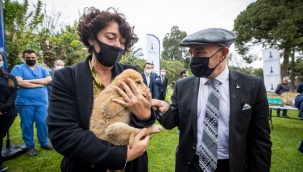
[155,68,168,100]
[0,53,18,172]
[180,69,188,79]
[150,63,159,99]
[142,62,157,98]
[47,59,65,98]
[275,76,290,117]
[152,28,271,172]
[46,7,156,172]
[10,49,53,156]
[296,81,303,120]
[294,93,303,153]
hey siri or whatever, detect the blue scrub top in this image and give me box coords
[10,64,50,105]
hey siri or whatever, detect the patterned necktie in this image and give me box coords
[199,79,220,172]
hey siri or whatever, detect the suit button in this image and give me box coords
[192,147,195,150]
[91,165,94,168]
[187,162,191,165]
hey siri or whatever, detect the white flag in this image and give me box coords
[146,34,160,75]
[262,48,281,92]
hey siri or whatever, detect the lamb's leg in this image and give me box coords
[146,124,163,135]
[106,122,140,146]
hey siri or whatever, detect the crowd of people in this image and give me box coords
[0,5,302,172]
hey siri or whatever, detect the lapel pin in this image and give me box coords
[236,84,240,88]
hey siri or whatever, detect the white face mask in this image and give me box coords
[145,69,151,75]
[0,62,3,67]
[55,66,64,70]
[288,80,291,83]
[161,72,165,76]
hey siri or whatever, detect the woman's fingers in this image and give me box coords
[126,78,141,96]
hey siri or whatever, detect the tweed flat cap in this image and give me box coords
[179,28,236,47]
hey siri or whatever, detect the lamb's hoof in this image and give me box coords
[152,124,163,133]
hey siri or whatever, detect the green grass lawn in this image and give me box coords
[2,87,303,171]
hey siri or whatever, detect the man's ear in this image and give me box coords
[222,47,229,57]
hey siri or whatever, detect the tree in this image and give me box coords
[233,0,303,78]
[48,22,87,67]
[162,26,189,61]
[3,0,44,71]
[121,46,144,64]
[160,59,184,82]
[120,46,146,72]
[253,68,264,79]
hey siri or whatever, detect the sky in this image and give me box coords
[34,0,263,68]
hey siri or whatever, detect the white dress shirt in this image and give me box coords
[196,66,230,160]
[144,73,151,87]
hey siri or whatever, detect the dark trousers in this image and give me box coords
[0,116,16,167]
[189,154,229,172]
[276,109,287,116]
[158,93,166,101]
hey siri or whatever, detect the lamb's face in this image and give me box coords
[130,75,148,97]
[117,69,149,97]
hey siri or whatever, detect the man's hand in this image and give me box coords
[126,128,150,162]
[152,99,170,113]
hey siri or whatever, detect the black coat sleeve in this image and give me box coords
[0,89,16,111]
[248,77,272,172]
[0,75,18,112]
[46,68,127,170]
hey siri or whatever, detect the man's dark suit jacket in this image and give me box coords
[141,73,157,98]
[155,75,168,100]
[157,70,272,172]
[47,55,156,172]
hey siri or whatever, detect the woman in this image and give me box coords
[46,7,156,172]
[0,53,18,172]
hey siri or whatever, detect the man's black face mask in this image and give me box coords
[190,48,223,78]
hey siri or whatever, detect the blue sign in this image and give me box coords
[270,83,274,91]
[269,51,273,58]
[0,0,8,71]
[270,66,273,73]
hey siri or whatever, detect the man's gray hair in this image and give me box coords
[282,76,289,82]
[54,59,65,66]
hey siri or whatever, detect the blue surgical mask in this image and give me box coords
[0,62,3,67]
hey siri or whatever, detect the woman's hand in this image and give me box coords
[126,128,150,162]
[112,78,152,120]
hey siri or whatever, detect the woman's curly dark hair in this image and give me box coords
[77,7,138,54]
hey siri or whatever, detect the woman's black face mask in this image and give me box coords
[91,36,124,67]
[190,48,223,78]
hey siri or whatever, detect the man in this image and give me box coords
[47,59,65,98]
[275,76,290,117]
[155,68,168,100]
[153,28,271,172]
[141,62,157,98]
[150,63,160,99]
[297,81,303,120]
[10,49,53,156]
[180,69,189,79]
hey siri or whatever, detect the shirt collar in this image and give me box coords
[201,65,229,85]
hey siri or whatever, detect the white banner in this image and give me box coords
[146,34,160,75]
[262,48,280,92]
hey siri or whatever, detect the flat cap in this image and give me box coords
[179,28,236,47]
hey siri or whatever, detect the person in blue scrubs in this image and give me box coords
[10,49,53,156]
